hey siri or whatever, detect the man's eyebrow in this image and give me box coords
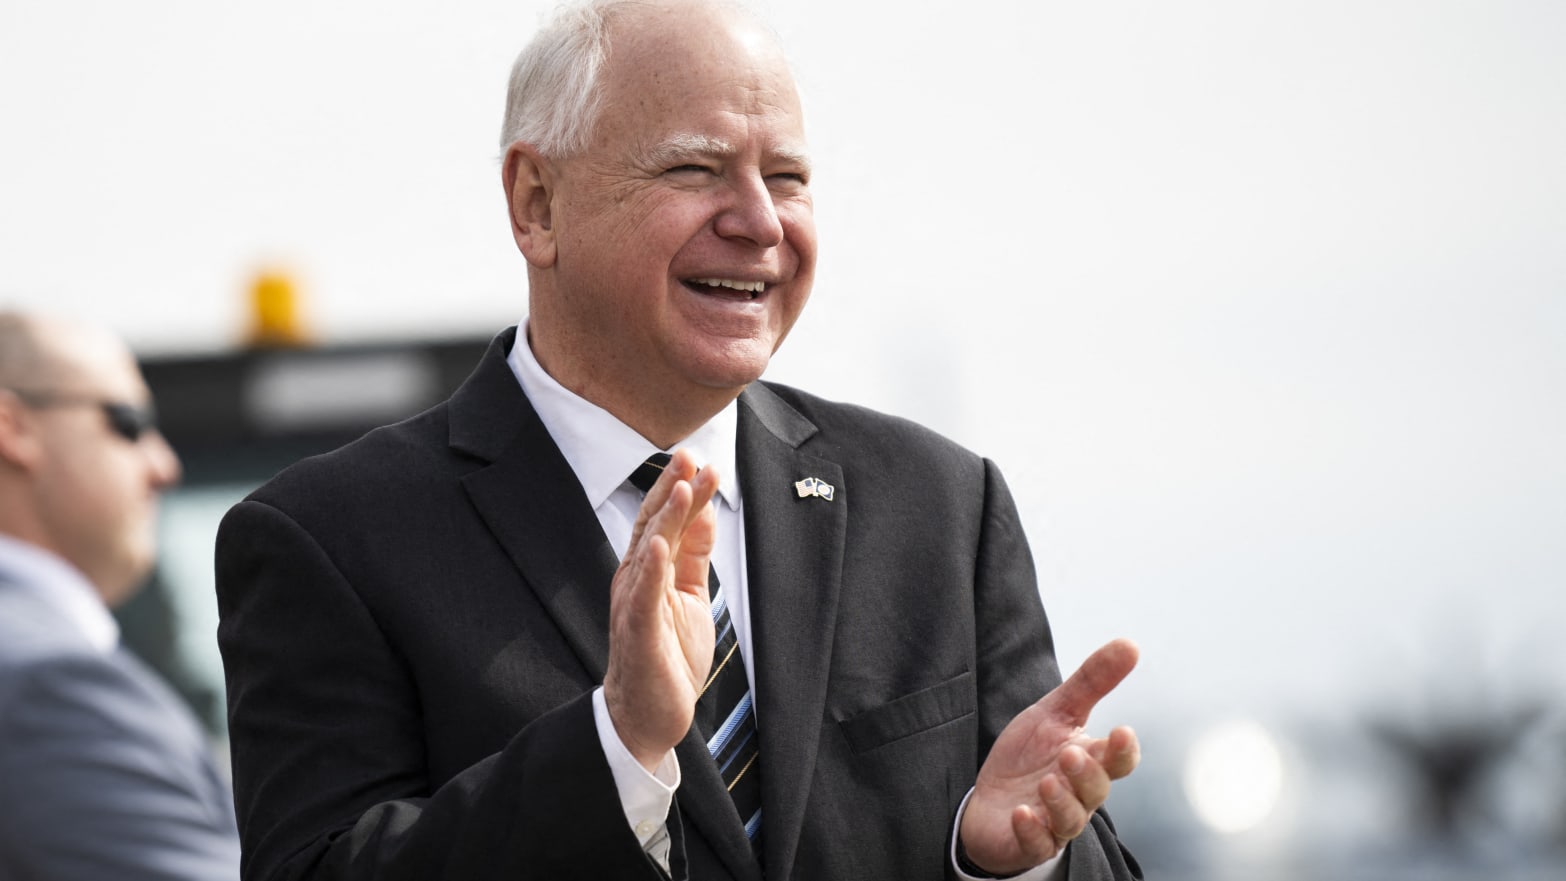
[643,134,813,174]
[771,144,813,175]
[645,134,737,166]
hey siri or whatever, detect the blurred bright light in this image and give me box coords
[1183,719,1285,834]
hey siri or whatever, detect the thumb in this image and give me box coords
[1045,638,1139,726]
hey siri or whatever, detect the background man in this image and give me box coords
[216,1,1142,878]
[0,311,241,880]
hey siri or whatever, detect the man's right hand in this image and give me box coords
[603,449,719,771]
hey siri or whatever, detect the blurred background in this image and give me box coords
[3,1,1563,878]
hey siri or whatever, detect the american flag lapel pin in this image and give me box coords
[794,476,835,500]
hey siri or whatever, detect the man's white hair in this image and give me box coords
[499,0,631,158]
[498,0,774,158]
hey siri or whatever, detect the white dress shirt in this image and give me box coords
[506,322,1062,880]
[0,533,118,654]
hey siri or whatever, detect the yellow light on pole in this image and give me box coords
[245,268,310,348]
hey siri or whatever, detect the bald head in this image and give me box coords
[0,312,62,391]
[0,312,129,392]
[0,311,181,605]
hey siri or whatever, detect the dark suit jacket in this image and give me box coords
[215,327,1139,881]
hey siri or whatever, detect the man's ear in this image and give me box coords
[0,390,42,472]
[503,142,558,269]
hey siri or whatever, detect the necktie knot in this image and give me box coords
[627,452,672,494]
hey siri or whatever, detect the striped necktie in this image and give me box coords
[628,453,763,853]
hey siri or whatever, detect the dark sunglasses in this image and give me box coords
[8,391,160,442]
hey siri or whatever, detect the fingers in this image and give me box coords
[676,462,719,558]
[1012,745,1105,861]
[684,457,720,516]
[1038,776,1087,850]
[1102,726,1140,779]
[643,476,694,566]
[626,531,675,624]
[625,450,697,553]
[622,479,689,619]
[1007,803,1059,865]
[1057,745,1110,818]
[1079,725,1141,781]
[1045,638,1139,727]
[616,447,723,638]
[672,485,718,594]
[626,450,719,565]
[1010,754,1099,864]
[973,747,1119,873]
[656,454,718,594]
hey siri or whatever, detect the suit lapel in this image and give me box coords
[738,384,847,881]
[471,442,773,881]
[451,328,619,683]
[449,331,777,880]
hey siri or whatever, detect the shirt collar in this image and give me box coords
[506,320,741,512]
[0,532,120,654]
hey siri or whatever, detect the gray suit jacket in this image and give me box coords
[0,566,241,880]
[215,327,1140,881]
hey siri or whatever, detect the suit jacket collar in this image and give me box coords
[450,330,845,881]
[453,328,621,687]
[447,327,535,463]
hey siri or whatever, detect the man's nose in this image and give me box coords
[714,172,785,247]
[142,431,183,490]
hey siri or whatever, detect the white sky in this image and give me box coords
[3,0,1564,733]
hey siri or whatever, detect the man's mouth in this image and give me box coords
[684,277,767,300]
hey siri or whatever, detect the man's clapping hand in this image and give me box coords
[959,639,1141,876]
[602,449,720,771]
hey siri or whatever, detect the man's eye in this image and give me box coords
[667,164,714,175]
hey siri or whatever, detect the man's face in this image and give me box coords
[529,4,817,410]
[28,332,181,606]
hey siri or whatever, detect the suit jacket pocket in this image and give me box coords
[839,671,976,754]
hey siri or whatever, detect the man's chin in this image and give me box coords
[99,550,157,610]
[673,339,778,392]
[688,360,771,398]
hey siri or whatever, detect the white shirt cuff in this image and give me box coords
[951,788,1068,881]
[592,686,679,857]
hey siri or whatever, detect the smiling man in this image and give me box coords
[215,2,1142,880]
[509,16,815,444]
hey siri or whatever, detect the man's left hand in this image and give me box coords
[958,638,1141,876]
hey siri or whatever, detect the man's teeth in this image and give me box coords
[690,278,767,295]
